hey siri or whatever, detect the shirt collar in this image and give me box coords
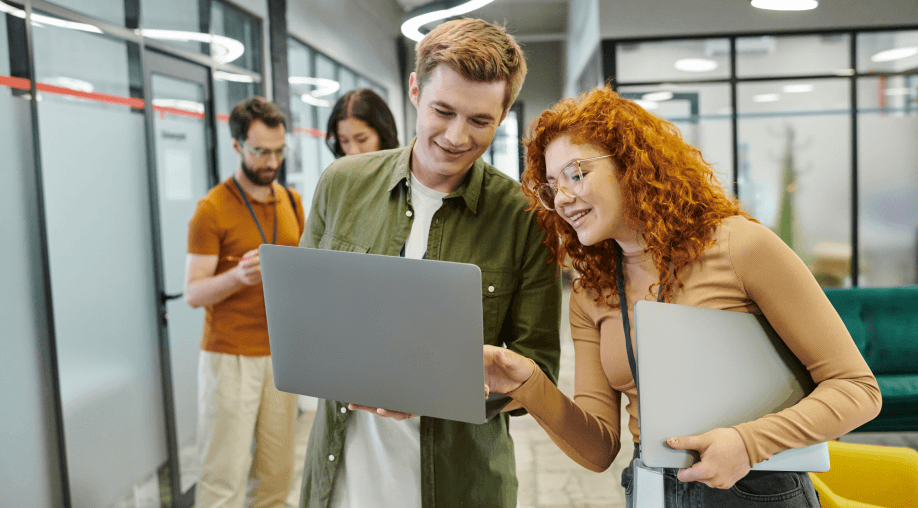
[386,138,485,215]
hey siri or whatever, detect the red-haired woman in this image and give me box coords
[484,86,880,507]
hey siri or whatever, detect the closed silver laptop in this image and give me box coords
[260,244,493,425]
[633,300,830,472]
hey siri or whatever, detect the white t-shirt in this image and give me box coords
[330,174,446,508]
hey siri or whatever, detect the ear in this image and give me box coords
[232,137,242,155]
[408,72,420,109]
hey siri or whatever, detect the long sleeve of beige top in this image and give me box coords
[507,216,882,472]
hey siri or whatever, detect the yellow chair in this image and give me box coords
[809,440,918,508]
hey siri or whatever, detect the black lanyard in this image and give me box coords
[233,177,277,245]
[613,242,664,387]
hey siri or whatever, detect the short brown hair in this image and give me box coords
[229,96,287,140]
[415,18,526,111]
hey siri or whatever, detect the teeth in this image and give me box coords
[572,211,588,221]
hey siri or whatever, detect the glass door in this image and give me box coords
[144,50,216,508]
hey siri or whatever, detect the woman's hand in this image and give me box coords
[667,428,752,489]
[347,404,418,421]
[483,345,534,396]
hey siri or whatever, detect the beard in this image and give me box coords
[241,159,279,186]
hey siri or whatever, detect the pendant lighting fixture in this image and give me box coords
[401,0,495,42]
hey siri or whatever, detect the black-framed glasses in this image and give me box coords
[239,139,288,160]
[535,155,613,210]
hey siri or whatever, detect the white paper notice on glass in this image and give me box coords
[164,148,193,201]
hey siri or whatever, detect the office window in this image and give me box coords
[736,34,851,78]
[616,38,731,83]
[738,79,852,287]
[211,0,263,73]
[286,37,390,204]
[619,83,734,194]
[31,13,167,506]
[857,30,918,75]
[857,74,918,286]
[44,0,125,26]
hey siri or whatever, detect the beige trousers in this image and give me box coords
[196,351,298,508]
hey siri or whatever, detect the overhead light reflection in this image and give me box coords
[1,2,102,33]
[152,98,205,114]
[870,47,918,63]
[674,58,718,72]
[753,93,780,103]
[782,84,814,93]
[642,91,673,102]
[750,0,818,11]
[46,76,94,93]
[214,71,256,83]
[289,76,340,107]
[884,88,912,96]
[633,99,659,110]
[401,0,495,42]
[138,29,245,64]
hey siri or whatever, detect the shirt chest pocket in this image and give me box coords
[481,269,519,344]
[319,233,369,253]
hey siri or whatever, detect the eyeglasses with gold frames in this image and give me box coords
[534,154,613,210]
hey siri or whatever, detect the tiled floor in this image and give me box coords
[121,285,918,507]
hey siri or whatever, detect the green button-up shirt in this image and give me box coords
[298,142,561,508]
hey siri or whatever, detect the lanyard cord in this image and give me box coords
[613,242,665,387]
[233,177,277,245]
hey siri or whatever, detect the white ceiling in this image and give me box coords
[393,0,569,40]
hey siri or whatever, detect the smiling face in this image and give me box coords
[409,65,507,193]
[544,134,631,247]
[337,117,381,156]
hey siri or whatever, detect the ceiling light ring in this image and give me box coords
[400,0,495,42]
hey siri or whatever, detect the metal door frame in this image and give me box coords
[142,49,218,508]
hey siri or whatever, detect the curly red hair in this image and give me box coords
[521,86,755,307]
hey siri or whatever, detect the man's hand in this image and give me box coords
[667,427,752,489]
[347,404,419,421]
[234,249,262,285]
[483,345,534,396]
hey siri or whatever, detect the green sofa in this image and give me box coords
[824,286,918,432]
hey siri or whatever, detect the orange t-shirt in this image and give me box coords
[187,177,305,356]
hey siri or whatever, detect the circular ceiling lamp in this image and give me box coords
[751,0,818,11]
[674,58,718,72]
[401,0,495,42]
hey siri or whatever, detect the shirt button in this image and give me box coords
[406,210,413,217]
[488,285,495,293]
[340,407,347,413]
[328,454,335,461]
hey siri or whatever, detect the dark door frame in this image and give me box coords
[141,49,218,508]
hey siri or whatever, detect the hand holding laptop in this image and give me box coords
[666,428,751,489]
[346,403,419,421]
[483,345,534,396]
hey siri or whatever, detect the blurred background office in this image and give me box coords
[2,0,916,507]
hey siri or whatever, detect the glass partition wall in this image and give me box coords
[286,36,389,206]
[1,1,265,507]
[604,27,918,287]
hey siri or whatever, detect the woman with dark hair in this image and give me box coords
[326,88,399,157]
[483,86,881,507]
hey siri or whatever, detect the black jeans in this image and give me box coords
[621,444,821,507]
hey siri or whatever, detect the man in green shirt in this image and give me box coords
[298,18,561,508]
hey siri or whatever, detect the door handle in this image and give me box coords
[161,291,184,304]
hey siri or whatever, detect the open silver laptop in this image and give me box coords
[260,244,504,425]
[633,300,830,472]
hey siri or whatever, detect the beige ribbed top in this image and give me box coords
[507,216,881,472]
